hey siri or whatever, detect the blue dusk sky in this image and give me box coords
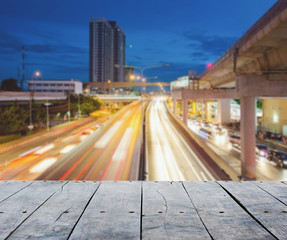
[0,0,277,85]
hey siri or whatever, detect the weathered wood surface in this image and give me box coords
[219,181,287,240]
[142,181,210,239]
[69,181,141,240]
[8,181,100,240]
[0,181,32,203]
[183,181,275,240]
[0,181,286,240]
[0,181,65,239]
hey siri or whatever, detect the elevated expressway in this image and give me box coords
[172,0,287,179]
[83,81,170,90]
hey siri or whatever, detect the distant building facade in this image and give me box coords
[170,76,189,90]
[89,18,125,83]
[262,99,287,135]
[27,79,83,94]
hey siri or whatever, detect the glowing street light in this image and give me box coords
[114,64,169,156]
[28,71,41,131]
[35,71,41,77]
[44,102,52,131]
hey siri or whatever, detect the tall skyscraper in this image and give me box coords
[89,18,125,83]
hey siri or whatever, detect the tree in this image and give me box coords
[69,94,102,116]
[0,78,21,91]
[0,104,29,134]
[80,102,95,116]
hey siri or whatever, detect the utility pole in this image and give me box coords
[78,94,81,118]
[47,102,49,131]
[68,91,71,122]
[17,66,20,87]
[21,46,25,90]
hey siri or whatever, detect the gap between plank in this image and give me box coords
[0,181,34,204]
[217,182,279,240]
[5,181,69,240]
[140,182,143,240]
[67,182,101,240]
[181,182,214,240]
[250,182,287,207]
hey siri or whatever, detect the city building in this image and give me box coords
[170,76,190,90]
[262,99,287,135]
[27,79,83,94]
[89,18,125,83]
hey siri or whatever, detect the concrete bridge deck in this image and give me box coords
[0,181,286,239]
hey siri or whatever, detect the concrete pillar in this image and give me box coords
[183,99,188,125]
[204,101,209,121]
[217,99,231,125]
[240,96,256,180]
[194,102,198,118]
[173,99,176,114]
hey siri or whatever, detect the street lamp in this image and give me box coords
[114,64,169,172]
[107,80,111,94]
[104,80,111,94]
[28,71,41,131]
[44,102,52,131]
[115,64,168,93]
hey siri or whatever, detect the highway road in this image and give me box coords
[0,112,110,180]
[187,120,287,181]
[0,113,107,165]
[36,101,142,181]
[146,98,227,181]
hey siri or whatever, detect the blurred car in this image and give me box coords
[256,144,269,158]
[267,150,287,168]
[199,127,212,139]
[81,129,93,135]
[213,126,225,135]
[201,121,211,128]
[228,134,241,148]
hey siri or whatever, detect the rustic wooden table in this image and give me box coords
[0,181,286,239]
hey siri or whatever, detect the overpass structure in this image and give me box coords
[92,94,141,103]
[172,0,287,179]
[83,81,170,91]
[0,91,66,105]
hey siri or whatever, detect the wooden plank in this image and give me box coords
[7,181,100,240]
[253,181,287,205]
[142,181,211,239]
[0,181,32,203]
[69,181,141,239]
[219,181,287,239]
[183,181,274,240]
[0,181,66,239]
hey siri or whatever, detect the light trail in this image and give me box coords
[147,98,216,181]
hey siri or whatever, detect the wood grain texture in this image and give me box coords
[0,181,66,239]
[7,181,100,240]
[142,181,211,240]
[0,181,286,239]
[0,181,32,203]
[183,181,274,240]
[253,181,287,205]
[219,181,287,240]
[69,181,141,240]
